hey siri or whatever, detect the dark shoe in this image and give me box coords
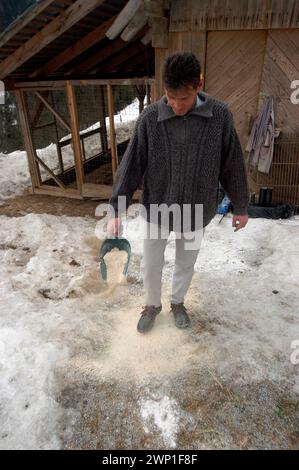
[137,305,162,333]
[170,303,190,328]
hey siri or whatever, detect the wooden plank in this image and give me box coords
[118,49,153,73]
[0,0,106,79]
[144,0,165,17]
[141,29,152,45]
[30,15,116,77]
[82,183,112,198]
[66,81,85,193]
[266,31,299,83]
[34,91,71,131]
[50,91,64,174]
[169,0,299,31]
[69,37,128,75]
[97,42,147,73]
[207,34,265,92]
[82,183,142,199]
[33,185,82,199]
[106,0,142,40]
[32,91,50,128]
[14,89,41,189]
[107,82,117,178]
[262,51,299,132]
[99,85,108,154]
[154,48,168,99]
[120,7,148,42]
[0,0,55,48]
[205,30,266,149]
[34,120,56,130]
[151,17,169,48]
[15,78,155,88]
[35,155,66,189]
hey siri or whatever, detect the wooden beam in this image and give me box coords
[121,7,148,42]
[144,0,165,17]
[34,91,71,132]
[107,82,117,178]
[0,0,106,79]
[0,0,55,48]
[15,89,41,190]
[50,91,64,174]
[106,0,142,40]
[99,85,108,154]
[35,155,66,189]
[30,15,116,77]
[98,42,147,73]
[82,183,142,199]
[118,49,154,74]
[91,25,149,73]
[82,183,112,198]
[70,37,127,75]
[34,120,56,130]
[151,17,169,48]
[33,185,82,199]
[141,29,152,45]
[31,91,50,128]
[15,78,155,88]
[66,81,85,193]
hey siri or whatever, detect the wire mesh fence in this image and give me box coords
[22,79,153,195]
[248,135,299,213]
[24,88,77,189]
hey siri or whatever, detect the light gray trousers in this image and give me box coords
[140,222,204,307]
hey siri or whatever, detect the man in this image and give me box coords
[107,52,249,333]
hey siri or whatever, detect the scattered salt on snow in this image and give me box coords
[0,211,299,449]
[139,395,180,448]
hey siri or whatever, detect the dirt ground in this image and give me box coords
[0,192,101,219]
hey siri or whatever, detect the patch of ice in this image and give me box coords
[139,395,180,448]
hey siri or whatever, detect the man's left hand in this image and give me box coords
[232,214,248,232]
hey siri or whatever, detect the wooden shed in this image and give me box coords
[154,0,299,211]
[1,0,299,210]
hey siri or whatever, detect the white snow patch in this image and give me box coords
[139,395,180,448]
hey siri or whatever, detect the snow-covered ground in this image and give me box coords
[0,98,299,449]
[0,211,298,449]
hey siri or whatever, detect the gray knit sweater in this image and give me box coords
[109,91,249,231]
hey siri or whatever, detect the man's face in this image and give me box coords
[165,81,203,116]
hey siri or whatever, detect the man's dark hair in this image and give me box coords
[163,52,201,90]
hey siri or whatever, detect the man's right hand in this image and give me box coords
[107,217,122,237]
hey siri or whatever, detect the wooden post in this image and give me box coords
[135,84,146,114]
[50,91,64,174]
[34,91,71,132]
[146,82,151,105]
[66,81,84,194]
[107,81,118,178]
[15,89,41,190]
[99,84,108,154]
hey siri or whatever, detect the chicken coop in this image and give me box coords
[15,78,153,199]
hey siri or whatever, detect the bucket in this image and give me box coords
[258,187,273,207]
